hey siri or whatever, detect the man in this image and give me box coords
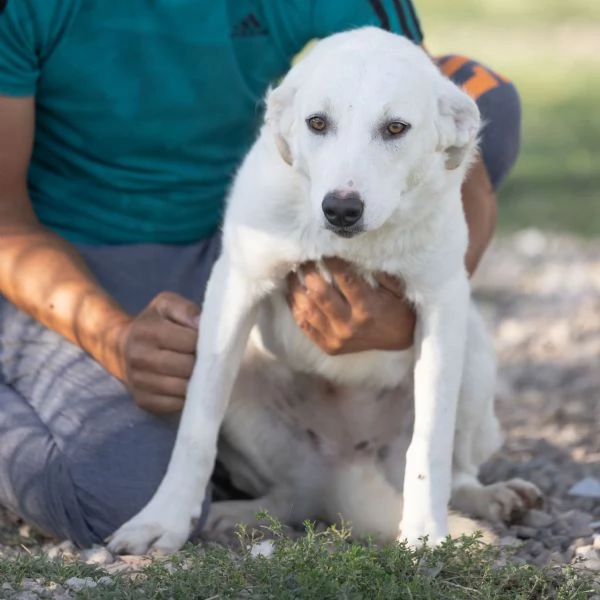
[0,1,520,548]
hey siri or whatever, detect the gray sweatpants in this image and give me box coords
[0,56,521,548]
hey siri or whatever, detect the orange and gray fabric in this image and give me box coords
[436,55,521,190]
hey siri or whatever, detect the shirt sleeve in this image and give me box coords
[0,0,73,97]
[310,0,424,44]
[0,0,40,95]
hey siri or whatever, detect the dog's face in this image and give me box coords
[266,28,480,238]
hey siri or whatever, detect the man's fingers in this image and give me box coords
[153,320,198,354]
[323,257,372,305]
[130,349,196,380]
[133,372,189,398]
[373,272,406,298]
[299,263,350,321]
[136,393,185,415]
[152,292,200,329]
[287,275,332,337]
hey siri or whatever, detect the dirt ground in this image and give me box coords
[1,229,599,576]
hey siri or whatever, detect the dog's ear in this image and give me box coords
[435,79,480,170]
[265,79,298,166]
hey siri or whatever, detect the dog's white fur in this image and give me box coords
[108,28,540,555]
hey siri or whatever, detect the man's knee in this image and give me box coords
[28,445,212,548]
[0,388,211,548]
[435,54,522,189]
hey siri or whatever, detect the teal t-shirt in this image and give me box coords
[0,0,423,244]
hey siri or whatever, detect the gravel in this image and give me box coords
[1,229,599,595]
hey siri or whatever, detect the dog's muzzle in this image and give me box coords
[322,190,364,238]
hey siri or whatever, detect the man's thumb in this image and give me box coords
[153,292,201,329]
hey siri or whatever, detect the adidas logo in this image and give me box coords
[232,13,269,38]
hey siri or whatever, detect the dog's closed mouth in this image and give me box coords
[326,225,364,239]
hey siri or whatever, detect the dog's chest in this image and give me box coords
[252,290,414,388]
[266,371,415,462]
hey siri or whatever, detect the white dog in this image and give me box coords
[108,27,541,555]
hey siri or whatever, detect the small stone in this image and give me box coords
[250,540,275,558]
[18,524,33,539]
[563,510,593,538]
[594,534,600,550]
[572,536,594,548]
[45,541,77,560]
[2,582,15,591]
[80,546,114,565]
[547,551,566,566]
[568,477,600,499]
[524,540,545,557]
[532,550,550,567]
[98,576,114,586]
[574,545,597,560]
[20,579,44,594]
[512,525,537,539]
[14,592,40,600]
[64,577,97,591]
[498,535,520,548]
[522,509,554,529]
[45,583,66,594]
[573,558,600,572]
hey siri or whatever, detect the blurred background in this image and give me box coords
[419,0,600,235]
[419,1,600,567]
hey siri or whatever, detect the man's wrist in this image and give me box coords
[79,298,133,381]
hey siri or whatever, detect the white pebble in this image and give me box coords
[80,546,114,565]
[568,477,600,499]
[250,540,275,558]
[64,576,97,591]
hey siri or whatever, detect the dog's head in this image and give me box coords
[265,27,480,238]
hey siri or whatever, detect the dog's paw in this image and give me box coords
[453,478,543,525]
[204,509,242,536]
[107,506,195,556]
[483,479,542,523]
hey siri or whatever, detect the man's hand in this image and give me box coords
[287,258,415,355]
[117,292,200,415]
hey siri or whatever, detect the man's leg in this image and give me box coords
[436,55,522,190]
[0,235,221,547]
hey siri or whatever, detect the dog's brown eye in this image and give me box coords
[386,121,408,136]
[307,116,327,133]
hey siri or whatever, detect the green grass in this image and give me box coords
[0,523,597,599]
[419,0,600,236]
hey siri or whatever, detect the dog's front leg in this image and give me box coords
[108,255,261,555]
[400,274,469,547]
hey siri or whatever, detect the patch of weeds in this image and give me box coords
[3,518,593,599]
[0,552,104,586]
[0,517,597,599]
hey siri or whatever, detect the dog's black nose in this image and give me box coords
[322,191,364,228]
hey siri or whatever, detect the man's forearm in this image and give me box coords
[0,222,132,380]
[462,154,497,276]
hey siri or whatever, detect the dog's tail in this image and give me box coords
[324,461,496,544]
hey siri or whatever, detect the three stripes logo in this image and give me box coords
[232,13,269,38]
[368,0,423,42]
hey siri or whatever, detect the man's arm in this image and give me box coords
[461,155,497,276]
[0,96,199,413]
[0,96,132,379]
